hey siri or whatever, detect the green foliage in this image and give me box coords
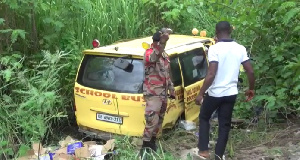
[224,0,300,120]
[143,0,215,36]
[11,29,26,43]
[0,0,300,158]
[0,0,161,54]
[0,18,5,25]
[16,144,31,157]
[113,136,177,160]
[0,51,69,158]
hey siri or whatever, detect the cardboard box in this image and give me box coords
[17,136,115,160]
[52,153,74,160]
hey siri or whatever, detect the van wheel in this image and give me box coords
[174,112,185,129]
[162,112,186,140]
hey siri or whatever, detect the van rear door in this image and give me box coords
[75,54,122,135]
[75,54,144,136]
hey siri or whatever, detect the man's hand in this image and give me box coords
[168,89,175,99]
[195,62,218,106]
[245,89,255,102]
[195,94,204,105]
[160,33,169,44]
[214,36,218,43]
[170,89,175,97]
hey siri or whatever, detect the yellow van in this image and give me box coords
[74,33,215,140]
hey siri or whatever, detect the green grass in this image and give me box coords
[1,0,299,159]
[0,50,71,159]
[33,0,161,51]
[111,123,283,160]
[113,136,178,160]
[0,1,163,158]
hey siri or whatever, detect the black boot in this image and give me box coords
[139,141,152,160]
[150,137,157,152]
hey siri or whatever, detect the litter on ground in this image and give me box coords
[17,136,116,160]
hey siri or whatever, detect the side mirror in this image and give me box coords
[114,58,134,72]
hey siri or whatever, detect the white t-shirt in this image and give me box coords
[207,41,249,97]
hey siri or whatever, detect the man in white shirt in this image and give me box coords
[195,21,255,159]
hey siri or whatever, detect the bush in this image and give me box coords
[0,0,299,159]
[0,50,70,158]
[200,0,300,120]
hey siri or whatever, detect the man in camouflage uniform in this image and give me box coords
[140,29,175,156]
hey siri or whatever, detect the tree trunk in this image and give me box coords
[31,2,39,53]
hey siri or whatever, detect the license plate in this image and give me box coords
[96,113,123,124]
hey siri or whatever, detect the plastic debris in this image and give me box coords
[179,120,196,131]
[17,136,115,160]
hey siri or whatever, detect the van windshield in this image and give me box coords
[77,55,144,93]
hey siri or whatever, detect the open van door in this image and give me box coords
[177,43,209,122]
[162,54,185,128]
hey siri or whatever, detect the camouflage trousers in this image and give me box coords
[142,96,167,141]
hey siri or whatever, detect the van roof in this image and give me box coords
[83,34,214,57]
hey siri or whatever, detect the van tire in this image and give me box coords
[174,112,186,129]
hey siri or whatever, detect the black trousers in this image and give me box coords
[198,93,237,160]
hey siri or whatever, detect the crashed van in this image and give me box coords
[74,32,215,140]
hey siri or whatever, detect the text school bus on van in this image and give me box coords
[74,29,215,140]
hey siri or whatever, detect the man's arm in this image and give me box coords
[146,32,169,63]
[242,60,255,90]
[198,62,218,96]
[147,42,165,63]
[145,48,160,63]
[168,78,175,97]
[159,42,167,55]
[167,65,175,97]
[242,60,255,101]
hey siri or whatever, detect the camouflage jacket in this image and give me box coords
[143,44,175,98]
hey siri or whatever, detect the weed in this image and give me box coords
[113,136,177,160]
[0,50,70,158]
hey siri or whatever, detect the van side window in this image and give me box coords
[169,57,182,86]
[179,48,208,87]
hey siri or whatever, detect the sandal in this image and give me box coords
[198,155,209,159]
[198,151,210,159]
[191,150,210,160]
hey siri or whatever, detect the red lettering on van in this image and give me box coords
[86,90,90,95]
[80,88,86,94]
[186,90,193,96]
[131,96,140,102]
[122,95,130,100]
[141,96,145,102]
[192,86,201,93]
[90,90,94,96]
[95,91,102,96]
[178,95,184,100]
[175,90,183,95]
[166,102,177,113]
[75,87,146,102]
[103,93,111,98]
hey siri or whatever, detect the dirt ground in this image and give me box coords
[56,119,300,160]
[161,120,300,160]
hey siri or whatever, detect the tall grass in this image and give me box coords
[27,0,162,53]
[0,0,225,159]
[0,51,70,159]
[0,0,163,158]
[77,0,161,47]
